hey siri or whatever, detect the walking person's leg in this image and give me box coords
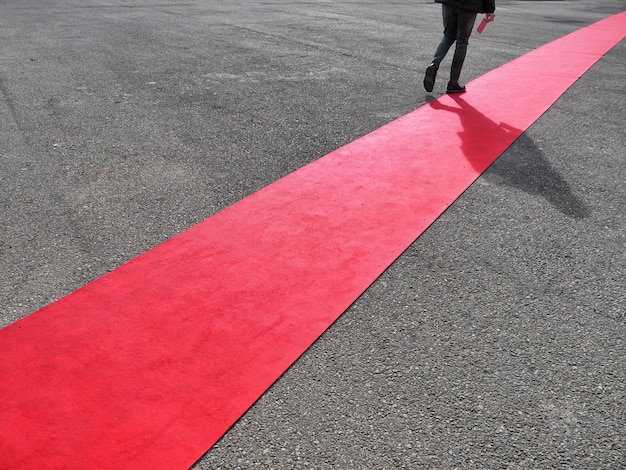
[433,5,458,66]
[447,9,477,93]
[424,5,457,92]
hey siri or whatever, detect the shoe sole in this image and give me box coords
[446,87,466,94]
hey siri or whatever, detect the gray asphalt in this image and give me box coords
[1,0,624,468]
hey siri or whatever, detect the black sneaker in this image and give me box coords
[446,81,466,94]
[423,64,438,92]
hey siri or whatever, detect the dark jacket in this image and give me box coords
[435,0,496,14]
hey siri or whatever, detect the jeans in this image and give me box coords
[432,5,477,83]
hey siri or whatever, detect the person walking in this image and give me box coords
[424,0,496,94]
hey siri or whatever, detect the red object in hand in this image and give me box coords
[477,14,494,34]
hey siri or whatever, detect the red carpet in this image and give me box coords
[1,12,624,469]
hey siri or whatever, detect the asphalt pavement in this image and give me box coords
[1,0,624,468]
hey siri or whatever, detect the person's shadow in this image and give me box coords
[428,95,590,219]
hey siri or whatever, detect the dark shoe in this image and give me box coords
[423,64,438,92]
[446,81,466,94]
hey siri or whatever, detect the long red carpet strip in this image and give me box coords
[1,12,624,469]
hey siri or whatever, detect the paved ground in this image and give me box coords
[1,0,624,468]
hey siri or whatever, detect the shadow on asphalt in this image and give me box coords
[428,95,590,219]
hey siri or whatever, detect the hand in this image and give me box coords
[485,13,495,22]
